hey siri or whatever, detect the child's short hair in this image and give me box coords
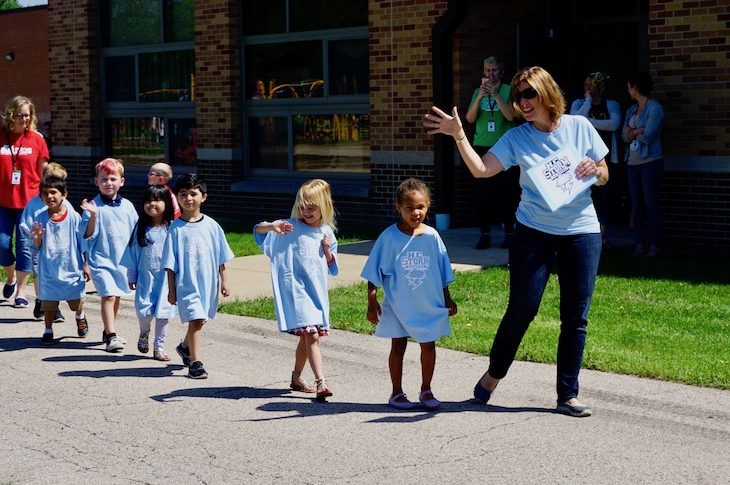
[43,162,67,180]
[41,175,67,194]
[395,178,431,205]
[95,157,125,177]
[291,179,337,231]
[174,173,207,194]
[150,162,173,180]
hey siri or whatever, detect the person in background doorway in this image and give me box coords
[465,56,519,249]
[570,72,622,248]
[622,72,664,257]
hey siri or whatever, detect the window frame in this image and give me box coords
[242,26,369,181]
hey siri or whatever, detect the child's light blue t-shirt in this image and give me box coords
[80,195,138,297]
[360,224,454,343]
[20,195,74,237]
[490,114,609,235]
[255,219,339,333]
[32,210,86,302]
[121,225,177,320]
[161,215,234,322]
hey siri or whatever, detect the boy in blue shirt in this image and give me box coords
[80,158,139,352]
[162,174,233,379]
[30,176,89,345]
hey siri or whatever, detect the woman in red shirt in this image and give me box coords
[0,96,49,308]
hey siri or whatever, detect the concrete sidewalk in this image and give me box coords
[1,226,728,483]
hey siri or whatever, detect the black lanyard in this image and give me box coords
[5,130,23,170]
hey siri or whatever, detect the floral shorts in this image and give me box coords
[288,325,329,337]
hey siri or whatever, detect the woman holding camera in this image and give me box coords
[464,56,519,249]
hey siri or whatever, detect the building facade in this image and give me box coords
[2,0,727,250]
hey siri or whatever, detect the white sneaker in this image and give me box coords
[106,335,124,352]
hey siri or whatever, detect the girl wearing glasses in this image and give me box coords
[0,96,50,309]
[424,66,608,417]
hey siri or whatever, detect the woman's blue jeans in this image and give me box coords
[0,206,32,272]
[487,223,602,403]
[628,158,663,247]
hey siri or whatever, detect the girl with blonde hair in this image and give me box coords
[254,179,338,400]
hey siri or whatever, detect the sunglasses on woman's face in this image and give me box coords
[514,86,538,101]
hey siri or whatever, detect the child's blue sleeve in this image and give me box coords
[360,235,384,287]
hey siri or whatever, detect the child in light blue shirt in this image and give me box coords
[20,162,76,321]
[255,179,338,400]
[80,158,138,353]
[162,174,233,379]
[30,176,89,345]
[361,178,457,410]
[121,185,177,362]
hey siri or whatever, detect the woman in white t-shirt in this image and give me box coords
[424,66,608,417]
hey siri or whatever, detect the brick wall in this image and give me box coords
[650,0,730,157]
[48,0,101,204]
[649,0,730,251]
[193,0,243,215]
[367,0,447,224]
[0,7,50,122]
[663,171,730,251]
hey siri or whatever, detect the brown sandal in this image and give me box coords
[290,371,315,393]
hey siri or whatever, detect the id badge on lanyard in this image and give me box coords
[11,170,21,185]
[630,140,640,152]
[487,121,496,133]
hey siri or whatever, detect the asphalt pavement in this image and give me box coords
[1,227,728,484]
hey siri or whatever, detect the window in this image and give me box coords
[243,0,369,176]
[106,117,197,167]
[102,0,195,169]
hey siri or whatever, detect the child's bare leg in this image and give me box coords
[419,341,436,392]
[44,310,54,330]
[294,334,308,375]
[389,337,408,396]
[304,332,324,380]
[184,319,205,362]
[100,296,117,333]
[113,296,120,318]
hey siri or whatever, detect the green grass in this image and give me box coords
[220,248,730,390]
[220,222,380,257]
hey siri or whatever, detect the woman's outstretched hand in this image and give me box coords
[423,106,463,138]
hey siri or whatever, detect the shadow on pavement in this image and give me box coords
[58,364,184,379]
[150,386,293,402]
[44,354,152,363]
[246,399,558,422]
[0,317,39,324]
[0,336,99,351]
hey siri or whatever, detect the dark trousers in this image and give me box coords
[487,223,602,402]
[628,158,663,247]
[474,146,521,235]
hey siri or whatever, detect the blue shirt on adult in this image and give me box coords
[490,114,609,235]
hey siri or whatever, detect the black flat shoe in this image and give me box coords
[557,401,593,417]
